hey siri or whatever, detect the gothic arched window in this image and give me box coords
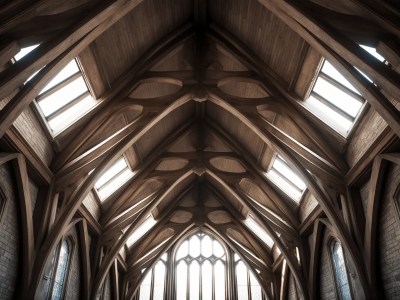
[331,241,352,300]
[234,254,265,300]
[134,231,268,300]
[138,253,168,300]
[47,238,73,300]
[175,232,226,300]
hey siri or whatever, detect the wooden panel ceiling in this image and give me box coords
[209,0,308,87]
[81,0,193,88]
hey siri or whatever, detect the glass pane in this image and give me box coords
[360,45,385,62]
[126,215,156,247]
[201,261,212,300]
[266,169,303,202]
[176,240,189,260]
[14,45,39,61]
[176,261,188,300]
[307,95,353,133]
[139,270,152,300]
[321,61,360,95]
[38,76,88,116]
[51,240,70,300]
[244,216,274,248]
[48,94,97,134]
[95,157,128,188]
[313,77,362,118]
[214,260,225,299]
[40,60,80,94]
[201,235,212,257]
[189,261,200,300]
[249,271,262,300]
[153,261,166,300]
[97,167,134,200]
[273,157,306,191]
[189,235,200,258]
[236,261,249,300]
[332,242,352,300]
[213,240,224,258]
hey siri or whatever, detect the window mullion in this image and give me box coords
[319,72,364,103]
[271,167,304,194]
[36,72,81,101]
[312,92,355,122]
[96,165,130,192]
[45,91,89,122]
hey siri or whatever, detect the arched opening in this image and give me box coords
[134,230,268,300]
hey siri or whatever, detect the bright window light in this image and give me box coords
[244,215,274,248]
[305,60,365,136]
[266,155,306,203]
[126,215,156,247]
[40,60,80,94]
[360,45,385,62]
[95,157,134,201]
[13,45,40,83]
[14,45,39,61]
[34,58,98,135]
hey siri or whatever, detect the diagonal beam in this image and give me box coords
[207,24,349,174]
[28,96,193,299]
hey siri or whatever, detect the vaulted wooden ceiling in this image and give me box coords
[2,0,399,298]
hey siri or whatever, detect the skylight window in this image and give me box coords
[13,45,40,82]
[94,156,134,201]
[305,60,365,136]
[14,45,39,61]
[126,215,156,247]
[244,215,274,248]
[34,58,97,135]
[266,155,306,203]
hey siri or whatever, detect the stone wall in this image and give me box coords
[83,191,101,221]
[0,164,20,300]
[319,233,336,300]
[377,164,400,298]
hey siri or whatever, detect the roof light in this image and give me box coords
[244,215,274,248]
[266,155,306,203]
[126,215,156,247]
[95,156,134,201]
[305,60,365,136]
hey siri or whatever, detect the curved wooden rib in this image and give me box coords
[207,25,349,174]
[0,153,34,293]
[208,95,370,297]
[27,96,192,299]
[256,1,400,138]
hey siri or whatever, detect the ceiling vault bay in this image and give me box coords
[1,0,400,299]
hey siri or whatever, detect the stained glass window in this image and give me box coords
[331,241,352,300]
[48,239,72,300]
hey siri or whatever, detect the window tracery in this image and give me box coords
[134,231,267,300]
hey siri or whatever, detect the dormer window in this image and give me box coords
[34,59,97,135]
[126,215,156,248]
[244,215,274,248]
[266,155,306,203]
[305,60,365,136]
[94,156,134,201]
